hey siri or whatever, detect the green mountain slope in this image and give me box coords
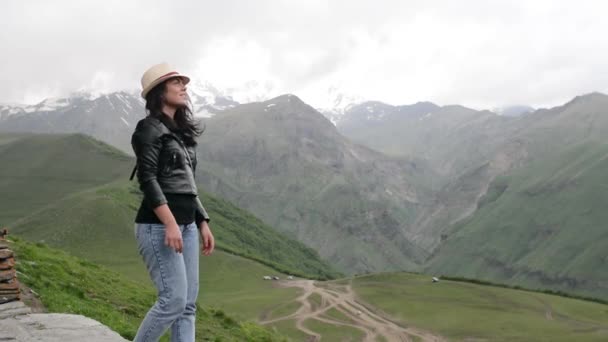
[1,132,338,280]
[426,141,608,300]
[10,180,339,280]
[0,132,132,224]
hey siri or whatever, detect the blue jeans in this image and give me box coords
[133,222,199,342]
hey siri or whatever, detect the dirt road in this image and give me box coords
[260,279,446,342]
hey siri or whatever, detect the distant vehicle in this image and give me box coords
[432,277,440,283]
[272,276,280,280]
[263,276,272,280]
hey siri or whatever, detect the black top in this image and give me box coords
[135,193,203,226]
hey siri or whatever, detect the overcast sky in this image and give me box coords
[2,0,607,109]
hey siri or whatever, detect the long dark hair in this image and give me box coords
[144,78,205,146]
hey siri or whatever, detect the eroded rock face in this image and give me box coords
[0,312,128,342]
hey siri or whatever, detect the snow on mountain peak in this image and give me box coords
[316,86,365,125]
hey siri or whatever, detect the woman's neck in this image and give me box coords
[162,104,177,119]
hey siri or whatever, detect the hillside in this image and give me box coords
[1,132,338,280]
[7,236,287,341]
[426,141,608,300]
[0,132,133,224]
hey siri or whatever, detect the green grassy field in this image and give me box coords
[351,272,608,342]
[8,236,287,341]
[303,319,365,341]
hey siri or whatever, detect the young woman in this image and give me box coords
[131,63,215,342]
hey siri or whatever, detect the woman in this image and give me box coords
[130,62,215,342]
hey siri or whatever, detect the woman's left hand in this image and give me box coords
[200,221,215,256]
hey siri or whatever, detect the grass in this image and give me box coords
[302,318,365,341]
[307,292,323,312]
[196,251,301,322]
[8,236,287,341]
[264,319,311,341]
[322,307,355,324]
[260,299,301,322]
[352,272,608,342]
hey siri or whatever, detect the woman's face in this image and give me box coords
[163,77,189,108]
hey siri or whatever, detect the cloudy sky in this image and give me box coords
[1,0,607,109]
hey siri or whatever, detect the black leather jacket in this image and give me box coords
[130,115,210,224]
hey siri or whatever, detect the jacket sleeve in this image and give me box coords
[191,147,211,226]
[194,196,211,227]
[131,119,168,208]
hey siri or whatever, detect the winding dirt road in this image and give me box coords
[260,279,446,342]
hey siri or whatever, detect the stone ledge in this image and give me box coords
[0,312,128,342]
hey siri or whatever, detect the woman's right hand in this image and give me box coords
[165,223,183,253]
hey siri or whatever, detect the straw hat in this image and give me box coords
[140,62,190,99]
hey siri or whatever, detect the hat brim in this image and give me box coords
[141,73,190,99]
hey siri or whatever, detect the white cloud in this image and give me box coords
[1,0,607,109]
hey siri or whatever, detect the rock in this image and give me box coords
[0,244,20,304]
[0,301,31,319]
[0,313,129,341]
[0,257,15,270]
[0,269,16,282]
[0,293,20,304]
[0,249,13,259]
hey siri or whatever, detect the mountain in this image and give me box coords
[337,100,519,178]
[315,86,365,125]
[424,93,608,299]
[4,88,608,299]
[0,87,241,154]
[0,92,438,274]
[1,132,338,280]
[332,92,608,300]
[426,141,608,300]
[495,104,535,117]
[0,103,26,121]
[0,92,144,153]
[334,101,528,250]
[187,80,241,117]
[195,94,435,273]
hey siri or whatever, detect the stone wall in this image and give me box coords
[0,229,19,304]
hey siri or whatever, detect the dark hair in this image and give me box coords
[144,77,205,146]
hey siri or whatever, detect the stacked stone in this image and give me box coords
[0,229,19,304]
